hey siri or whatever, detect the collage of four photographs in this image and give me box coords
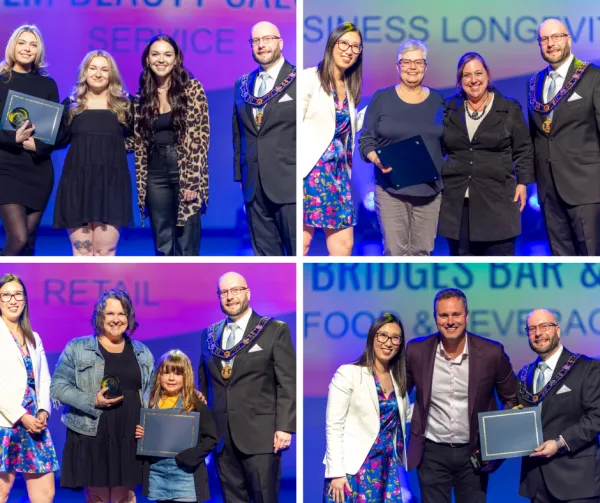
[1,0,600,502]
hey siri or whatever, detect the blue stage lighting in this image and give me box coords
[363,190,376,212]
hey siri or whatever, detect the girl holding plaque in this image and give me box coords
[133,35,210,256]
[53,50,134,256]
[135,350,217,502]
[0,25,59,256]
[301,23,363,256]
[50,289,154,503]
[323,313,411,503]
[0,273,59,502]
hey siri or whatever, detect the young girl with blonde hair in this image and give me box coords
[54,50,134,256]
[136,349,217,502]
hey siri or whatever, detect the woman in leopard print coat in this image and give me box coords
[133,34,209,256]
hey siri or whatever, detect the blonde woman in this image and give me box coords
[0,25,59,256]
[54,50,134,256]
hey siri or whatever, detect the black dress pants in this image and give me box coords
[146,144,201,256]
[215,423,281,503]
[447,199,516,256]
[417,439,488,503]
[541,165,600,256]
[246,177,296,256]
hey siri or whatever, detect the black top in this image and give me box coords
[53,99,134,229]
[154,111,175,145]
[359,86,445,197]
[0,70,59,209]
[100,339,141,391]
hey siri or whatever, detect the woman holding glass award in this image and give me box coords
[53,50,134,256]
[50,289,154,503]
[0,25,59,256]
[301,23,363,256]
[0,273,59,503]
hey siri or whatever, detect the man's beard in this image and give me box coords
[253,45,282,66]
[220,297,249,318]
[541,45,570,66]
[528,332,560,356]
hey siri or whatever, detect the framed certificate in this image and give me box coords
[1,90,64,145]
[375,135,440,189]
[478,407,543,461]
[136,408,200,458]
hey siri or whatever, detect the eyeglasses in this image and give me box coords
[249,35,281,47]
[375,332,402,346]
[525,322,558,335]
[0,292,25,302]
[538,33,569,45]
[337,40,362,55]
[217,287,248,299]
[397,59,427,69]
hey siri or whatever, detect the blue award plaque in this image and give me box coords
[1,90,64,145]
[137,408,200,458]
[478,407,544,461]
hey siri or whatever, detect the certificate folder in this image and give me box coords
[375,135,440,189]
[1,90,63,145]
[478,407,543,461]
[137,408,200,458]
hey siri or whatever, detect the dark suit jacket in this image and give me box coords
[406,332,518,471]
[528,58,600,205]
[142,396,217,503]
[439,91,535,242]
[198,311,296,455]
[233,59,296,205]
[518,348,600,500]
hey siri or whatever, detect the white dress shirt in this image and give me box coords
[221,308,253,367]
[252,57,285,119]
[533,344,564,393]
[543,54,574,103]
[424,337,470,444]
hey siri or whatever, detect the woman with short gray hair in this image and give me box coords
[359,39,444,256]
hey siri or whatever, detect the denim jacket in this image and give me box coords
[50,335,154,436]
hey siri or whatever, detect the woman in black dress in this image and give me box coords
[0,25,59,256]
[54,50,134,256]
[50,289,155,503]
[133,34,209,256]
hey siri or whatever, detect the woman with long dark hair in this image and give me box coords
[302,23,363,256]
[0,25,59,256]
[323,313,411,502]
[0,273,59,502]
[54,50,134,256]
[133,34,209,256]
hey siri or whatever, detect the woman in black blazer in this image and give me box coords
[439,52,535,256]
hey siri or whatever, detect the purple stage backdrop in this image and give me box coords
[1,2,296,230]
[0,262,297,486]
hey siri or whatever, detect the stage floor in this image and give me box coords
[0,228,255,257]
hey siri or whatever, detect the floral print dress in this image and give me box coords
[0,334,59,473]
[324,374,404,503]
[304,91,355,229]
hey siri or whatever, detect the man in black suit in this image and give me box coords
[528,18,600,255]
[198,271,296,503]
[517,308,600,502]
[233,21,296,256]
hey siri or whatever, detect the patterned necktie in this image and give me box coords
[546,71,560,121]
[257,72,270,98]
[535,362,549,394]
[225,323,238,366]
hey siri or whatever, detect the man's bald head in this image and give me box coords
[538,19,571,67]
[251,21,280,39]
[526,309,561,358]
[218,272,248,291]
[218,272,251,320]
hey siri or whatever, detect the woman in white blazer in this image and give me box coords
[324,313,412,503]
[0,273,58,503]
[302,22,363,257]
